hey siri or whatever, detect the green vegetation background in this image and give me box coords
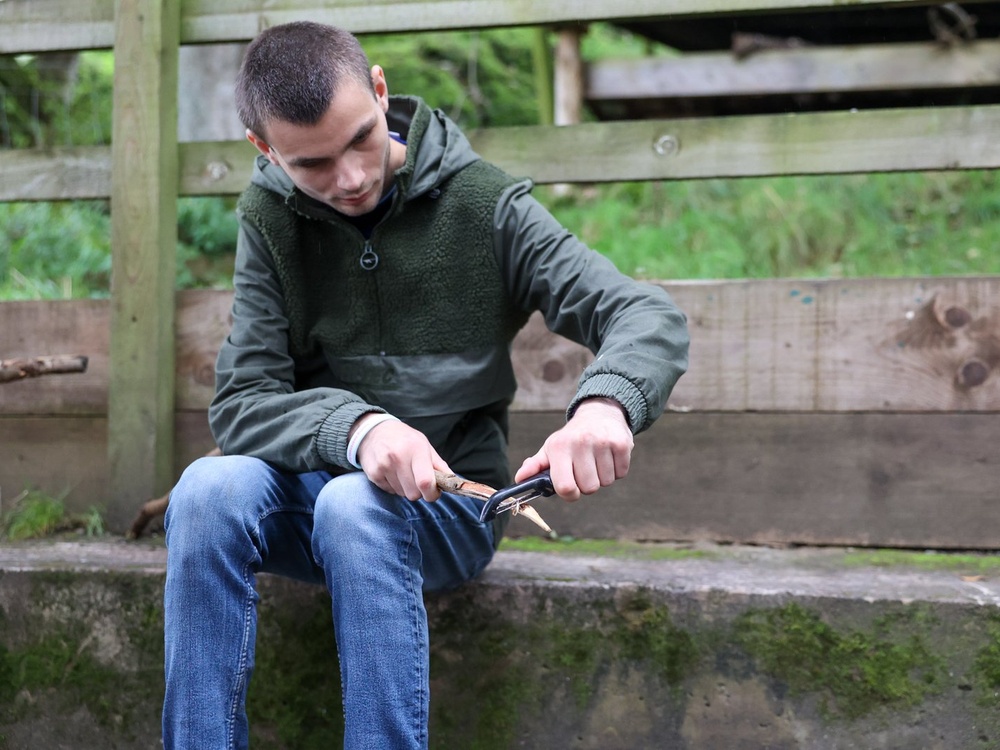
[1,26,998,300]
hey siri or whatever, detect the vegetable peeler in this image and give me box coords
[479,470,556,523]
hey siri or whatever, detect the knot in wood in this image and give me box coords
[943,305,971,328]
[957,359,990,389]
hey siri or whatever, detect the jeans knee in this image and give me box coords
[312,472,405,552]
[165,455,267,547]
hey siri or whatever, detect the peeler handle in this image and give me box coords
[479,470,554,523]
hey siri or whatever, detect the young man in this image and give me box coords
[162,21,688,750]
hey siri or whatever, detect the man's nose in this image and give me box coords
[336,156,365,193]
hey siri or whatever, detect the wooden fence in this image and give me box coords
[2,0,999,544]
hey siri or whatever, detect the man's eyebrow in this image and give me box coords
[348,117,377,145]
[287,154,329,167]
[284,116,378,168]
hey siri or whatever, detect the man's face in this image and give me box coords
[248,67,404,217]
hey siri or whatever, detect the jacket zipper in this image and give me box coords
[359,240,379,271]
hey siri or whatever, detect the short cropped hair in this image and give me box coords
[235,22,374,140]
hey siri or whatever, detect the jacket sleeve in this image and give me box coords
[208,217,383,472]
[493,181,690,433]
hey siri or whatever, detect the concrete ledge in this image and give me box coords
[2,539,1000,749]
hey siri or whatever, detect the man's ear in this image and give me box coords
[246,129,278,163]
[371,65,389,112]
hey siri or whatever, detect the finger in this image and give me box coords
[612,444,632,480]
[548,449,582,502]
[514,450,548,483]
[572,454,602,497]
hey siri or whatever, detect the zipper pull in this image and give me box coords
[359,241,379,271]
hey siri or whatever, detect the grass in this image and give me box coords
[499,535,712,560]
[843,549,1000,575]
[540,169,1000,281]
[1,489,105,540]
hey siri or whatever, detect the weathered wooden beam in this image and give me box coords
[0,0,964,53]
[5,104,1000,202]
[467,104,1000,182]
[0,146,111,201]
[507,411,1000,548]
[587,40,1000,101]
[4,279,1000,416]
[107,0,181,532]
[0,299,109,415]
[5,410,998,548]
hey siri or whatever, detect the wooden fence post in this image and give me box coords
[108,0,180,531]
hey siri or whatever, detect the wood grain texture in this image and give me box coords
[587,40,1000,100]
[0,300,110,415]
[4,411,997,549]
[4,279,1000,415]
[6,104,1000,201]
[6,0,943,52]
[506,411,1000,548]
[107,0,181,528]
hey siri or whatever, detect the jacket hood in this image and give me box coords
[248,95,480,207]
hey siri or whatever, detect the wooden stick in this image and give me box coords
[0,355,88,384]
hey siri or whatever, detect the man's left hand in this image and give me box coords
[514,397,633,502]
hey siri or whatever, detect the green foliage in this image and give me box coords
[360,28,540,129]
[176,197,239,290]
[542,169,1000,280]
[0,52,112,148]
[2,490,67,540]
[0,201,112,298]
[1,489,105,540]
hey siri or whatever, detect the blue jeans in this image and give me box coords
[162,455,497,750]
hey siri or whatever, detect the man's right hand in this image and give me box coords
[352,415,451,502]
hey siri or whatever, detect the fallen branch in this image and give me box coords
[0,355,89,384]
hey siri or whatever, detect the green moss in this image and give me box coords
[0,630,134,728]
[499,536,712,561]
[843,549,1000,575]
[0,573,168,737]
[734,603,944,719]
[614,592,699,687]
[973,614,1000,706]
[427,587,697,749]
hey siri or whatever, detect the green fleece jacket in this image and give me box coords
[209,96,689,494]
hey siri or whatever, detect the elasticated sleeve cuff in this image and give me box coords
[566,372,648,434]
[315,401,388,469]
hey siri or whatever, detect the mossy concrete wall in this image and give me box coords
[2,540,1000,749]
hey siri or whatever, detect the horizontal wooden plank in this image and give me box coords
[5,411,998,548]
[3,278,1000,415]
[0,147,113,202]
[0,0,115,54]
[0,299,110,415]
[506,411,1000,548]
[0,413,215,528]
[587,40,1000,100]
[669,277,1000,412]
[468,104,1000,183]
[1,0,943,53]
[5,104,1000,202]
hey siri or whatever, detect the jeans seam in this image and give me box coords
[403,524,427,748]
[225,561,256,750]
